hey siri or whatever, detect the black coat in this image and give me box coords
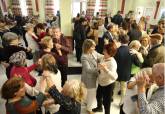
[115,45,141,81]
[0,45,33,62]
[112,14,123,26]
[73,24,86,48]
[128,29,142,42]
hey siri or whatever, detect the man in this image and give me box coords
[143,34,165,67]
[112,11,123,27]
[52,27,70,86]
[100,23,115,53]
[73,17,87,62]
[136,63,164,114]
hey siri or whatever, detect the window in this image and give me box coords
[19,0,28,16]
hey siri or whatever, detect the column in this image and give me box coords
[154,0,160,19]
[31,0,38,15]
[120,0,126,14]
[0,0,8,15]
[38,0,45,22]
[60,0,72,36]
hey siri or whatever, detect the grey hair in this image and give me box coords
[152,63,165,78]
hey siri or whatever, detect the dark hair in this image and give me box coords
[117,11,121,14]
[1,77,24,99]
[131,22,139,30]
[122,20,130,31]
[79,17,86,24]
[119,34,130,44]
[107,23,114,30]
[35,23,45,30]
[46,27,52,36]
[77,13,80,17]
[92,22,99,30]
[103,41,117,57]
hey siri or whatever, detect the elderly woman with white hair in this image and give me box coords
[136,63,165,114]
[129,40,144,77]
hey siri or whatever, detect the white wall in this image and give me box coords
[107,0,165,24]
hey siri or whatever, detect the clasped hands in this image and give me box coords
[98,63,107,72]
[135,71,150,93]
[55,43,62,49]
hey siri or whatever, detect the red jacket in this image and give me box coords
[10,64,37,87]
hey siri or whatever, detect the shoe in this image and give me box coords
[118,90,121,95]
[111,98,113,102]
[92,107,103,112]
[87,110,94,114]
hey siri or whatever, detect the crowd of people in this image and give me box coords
[0,10,164,114]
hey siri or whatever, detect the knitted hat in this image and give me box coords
[9,51,26,66]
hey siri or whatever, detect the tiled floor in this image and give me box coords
[0,53,121,114]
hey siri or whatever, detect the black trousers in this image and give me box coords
[120,104,126,114]
[96,83,115,114]
[75,47,82,62]
[58,64,68,87]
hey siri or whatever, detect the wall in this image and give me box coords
[107,0,165,24]
[60,0,72,36]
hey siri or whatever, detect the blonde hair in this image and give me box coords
[140,34,150,40]
[82,39,96,54]
[129,40,141,49]
[40,36,52,49]
[41,54,57,73]
[25,23,34,31]
[64,80,87,103]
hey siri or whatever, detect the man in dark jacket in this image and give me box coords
[73,17,87,62]
[115,33,141,105]
[112,11,123,27]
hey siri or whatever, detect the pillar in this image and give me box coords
[38,0,45,22]
[60,0,72,36]
[154,0,160,19]
[121,0,126,14]
[31,0,38,15]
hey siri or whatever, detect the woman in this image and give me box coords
[1,77,46,114]
[39,54,62,114]
[138,16,146,31]
[0,32,33,78]
[25,23,39,53]
[139,35,150,58]
[34,23,46,41]
[81,39,103,114]
[43,73,87,114]
[9,51,37,87]
[46,27,53,37]
[92,42,118,114]
[129,40,144,77]
[34,36,57,62]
